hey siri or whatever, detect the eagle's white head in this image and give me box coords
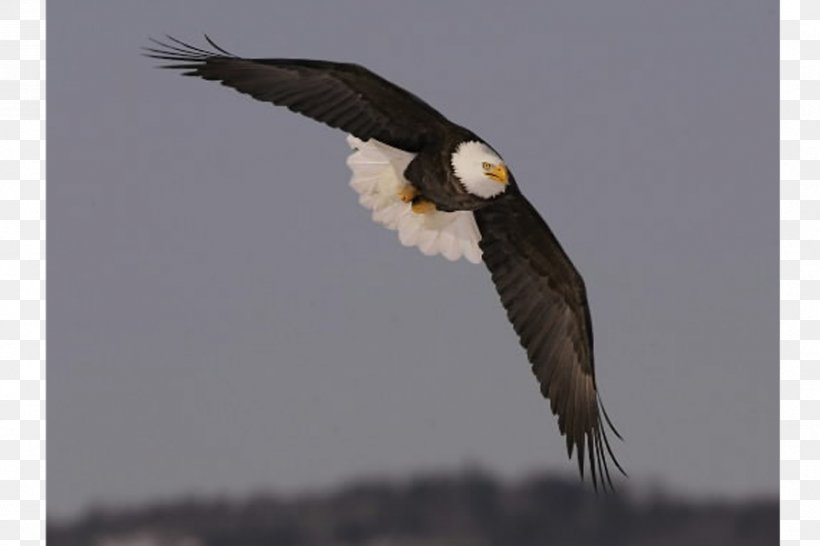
[450,140,509,199]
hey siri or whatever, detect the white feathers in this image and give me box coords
[346,135,483,264]
[450,140,508,199]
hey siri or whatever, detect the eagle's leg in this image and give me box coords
[411,197,437,214]
[398,184,436,214]
[397,184,418,203]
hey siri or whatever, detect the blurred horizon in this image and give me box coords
[49,463,775,527]
[48,468,778,546]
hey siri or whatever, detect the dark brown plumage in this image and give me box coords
[144,36,489,212]
[144,36,449,152]
[475,193,624,490]
[145,36,625,491]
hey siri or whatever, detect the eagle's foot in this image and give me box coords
[411,198,436,214]
[398,185,418,203]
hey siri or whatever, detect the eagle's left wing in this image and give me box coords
[474,191,624,490]
[144,36,451,152]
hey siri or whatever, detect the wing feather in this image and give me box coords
[474,192,625,491]
[144,36,450,151]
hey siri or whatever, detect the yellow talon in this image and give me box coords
[411,199,436,214]
[398,185,418,203]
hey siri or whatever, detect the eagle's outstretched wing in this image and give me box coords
[144,36,449,152]
[474,191,624,490]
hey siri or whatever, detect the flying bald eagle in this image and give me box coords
[145,36,624,490]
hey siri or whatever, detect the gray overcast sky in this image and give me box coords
[49,0,776,519]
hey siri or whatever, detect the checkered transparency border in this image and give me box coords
[783,1,820,543]
[0,1,45,545]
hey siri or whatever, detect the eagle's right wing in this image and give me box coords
[474,191,625,491]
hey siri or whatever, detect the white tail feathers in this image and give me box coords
[346,135,482,264]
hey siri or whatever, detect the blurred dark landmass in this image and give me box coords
[48,470,777,546]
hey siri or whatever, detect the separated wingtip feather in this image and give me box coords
[203,34,237,57]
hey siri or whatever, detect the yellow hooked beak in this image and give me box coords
[486,163,509,184]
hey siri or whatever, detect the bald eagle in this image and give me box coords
[145,36,624,490]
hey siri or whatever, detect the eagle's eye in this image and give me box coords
[481,161,493,171]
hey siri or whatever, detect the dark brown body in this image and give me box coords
[404,130,513,212]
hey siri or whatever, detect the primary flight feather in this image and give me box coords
[145,36,625,490]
